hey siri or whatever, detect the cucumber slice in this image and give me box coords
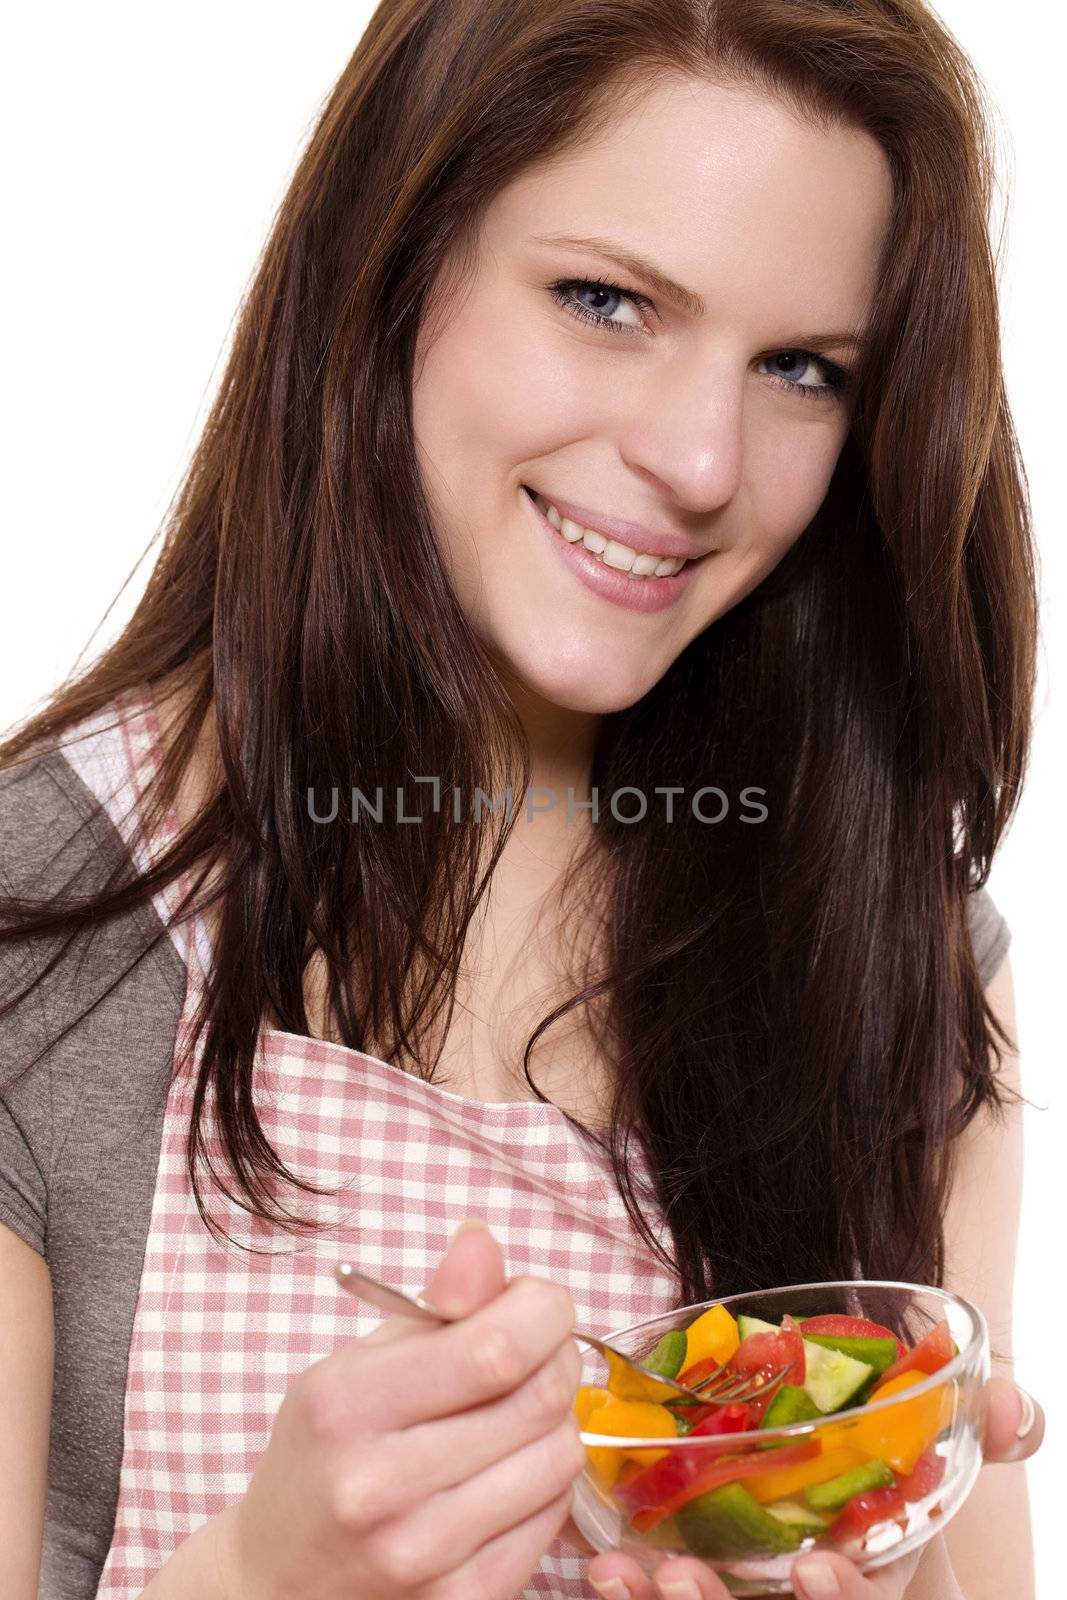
[801,1341,875,1413]
[676,1482,805,1557]
[734,1315,875,1414]
[804,1458,896,1513]
[802,1334,898,1374]
[736,1314,779,1340]
[641,1329,687,1380]
[765,1498,831,1539]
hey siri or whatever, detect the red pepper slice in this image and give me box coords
[620,1437,821,1533]
[618,1405,751,1518]
[800,1314,907,1360]
[828,1485,908,1545]
[871,1319,954,1394]
[676,1400,753,1435]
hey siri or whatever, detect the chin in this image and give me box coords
[513,659,657,717]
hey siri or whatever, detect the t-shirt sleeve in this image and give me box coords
[0,1093,47,1255]
[0,758,69,1258]
[966,883,1011,987]
[0,748,177,1262]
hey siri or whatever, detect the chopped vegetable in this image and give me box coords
[804,1457,896,1512]
[680,1303,741,1372]
[871,1319,954,1391]
[799,1314,907,1360]
[828,1485,908,1546]
[578,1301,961,1558]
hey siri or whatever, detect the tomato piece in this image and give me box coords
[677,1354,728,1390]
[723,1313,805,1422]
[872,1320,954,1393]
[894,1446,947,1502]
[828,1485,908,1545]
[800,1314,907,1360]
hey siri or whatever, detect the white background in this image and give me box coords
[1,3,1061,1591]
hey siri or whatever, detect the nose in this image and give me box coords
[615,351,745,512]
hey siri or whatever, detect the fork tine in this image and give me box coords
[684,1360,793,1407]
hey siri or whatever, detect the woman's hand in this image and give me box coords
[579,1377,1045,1600]
[211,1219,586,1600]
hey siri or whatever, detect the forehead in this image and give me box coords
[484,71,894,333]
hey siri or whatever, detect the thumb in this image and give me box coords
[423,1216,508,1317]
[981,1375,1045,1463]
[359,1218,506,1347]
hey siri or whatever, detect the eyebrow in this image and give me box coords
[529,231,871,354]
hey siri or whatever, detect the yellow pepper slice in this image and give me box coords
[574,1385,612,1429]
[604,1349,678,1404]
[848,1371,955,1475]
[744,1443,868,1504]
[585,1444,623,1488]
[682,1304,741,1371]
[585,1398,679,1466]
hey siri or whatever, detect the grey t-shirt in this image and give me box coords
[0,746,1013,1599]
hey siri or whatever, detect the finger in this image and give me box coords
[377,1413,587,1579]
[382,1337,583,1498]
[981,1376,1045,1463]
[352,1272,578,1428]
[423,1216,508,1316]
[792,1544,922,1599]
[449,1484,576,1600]
[358,1217,507,1350]
[587,1549,735,1600]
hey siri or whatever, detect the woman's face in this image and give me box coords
[412,71,894,716]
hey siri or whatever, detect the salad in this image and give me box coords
[574,1304,959,1558]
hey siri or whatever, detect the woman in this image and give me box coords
[0,1,1045,1597]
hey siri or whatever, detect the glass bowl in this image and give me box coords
[572,1281,989,1596]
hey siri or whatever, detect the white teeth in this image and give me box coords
[532,492,686,578]
[601,539,635,572]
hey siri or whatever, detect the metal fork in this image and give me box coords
[334,1263,789,1407]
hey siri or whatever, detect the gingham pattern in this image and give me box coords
[94,684,684,1599]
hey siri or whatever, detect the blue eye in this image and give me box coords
[547,276,852,404]
[758,349,850,404]
[548,276,651,335]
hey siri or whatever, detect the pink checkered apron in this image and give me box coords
[94,684,684,1599]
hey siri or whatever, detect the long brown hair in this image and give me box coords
[1,0,1036,1307]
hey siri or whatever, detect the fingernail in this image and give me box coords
[658,1582,702,1600]
[792,1558,841,1598]
[1015,1385,1036,1439]
[453,1217,490,1237]
[590,1581,631,1600]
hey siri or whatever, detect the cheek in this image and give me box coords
[416,294,583,467]
[744,423,848,554]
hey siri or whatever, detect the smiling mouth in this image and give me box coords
[521,485,699,579]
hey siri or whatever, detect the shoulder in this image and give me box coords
[0,742,186,1258]
[965,882,1011,987]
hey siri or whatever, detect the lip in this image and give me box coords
[522,485,710,615]
[523,484,711,563]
